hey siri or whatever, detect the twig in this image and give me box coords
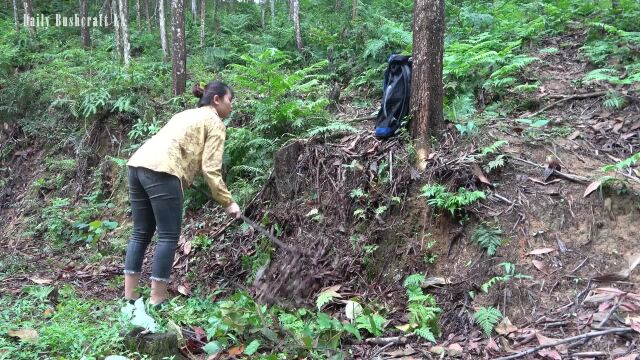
[364,334,414,346]
[594,297,622,329]
[508,156,590,184]
[529,91,608,117]
[494,327,634,360]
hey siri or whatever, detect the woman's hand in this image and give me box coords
[225,202,241,219]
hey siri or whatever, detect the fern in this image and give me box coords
[603,91,627,110]
[484,155,506,173]
[420,184,485,215]
[480,140,508,156]
[306,122,358,137]
[316,289,338,310]
[601,152,640,172]
[415,326,436,342]
[403,274,425,288]
[474,307,502,336]
[472,225,503,256]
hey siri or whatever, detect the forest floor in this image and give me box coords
[1,31,639,359]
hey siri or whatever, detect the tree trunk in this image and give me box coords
[351,0,356,21]
[172,0,186,95]
[135,0,141,27]
[191,0,197,20]
[612,0,621,14]
[288,0,293,20]
[143,0,150,29]
[112,0,123,57]
[270,0,275,24]
[199,0,205,46]
[260,0,266,28]
[12,0,19,32]
[119,0,131,66]
[103,0,112,29]
[334,0,340,12]
[410,0,445,171]
[22,0,35,36]
[159,0,169,57]
[80,0,91,47]
[292,0,303,50]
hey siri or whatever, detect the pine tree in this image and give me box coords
[411,0,444,171]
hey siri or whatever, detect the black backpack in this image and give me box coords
[374,54,412,138]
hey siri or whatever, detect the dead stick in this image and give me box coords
[530,91,608,117]
[508,156,590,184]
[364,334,414,346]
[494,327,634,360]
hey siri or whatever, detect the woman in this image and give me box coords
[123,80,241,306]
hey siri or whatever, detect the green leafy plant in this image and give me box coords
[472,225,504,256]
[401,274,441,342]
[473,307,502,336]
[481,262,531,293]
[420,184,486,215]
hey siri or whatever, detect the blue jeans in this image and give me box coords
[123,166,183,282]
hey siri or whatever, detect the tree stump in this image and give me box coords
[123,327,185,360]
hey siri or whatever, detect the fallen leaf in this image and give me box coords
[567,130,581,140]
[8,328,38,343]
[614,354,638,360]
[322,284,342,293]
[43,307,54,316]
[429,346,445,355]
[486,337,500,352]
[495,317,518,335]
[227,345,244,356]
[472,163,492,187]
[532,259,549,274]
[178,283,191,296]
[613,121,624,134]
[527,248,555,255]
[538,348,562,360]
[345,300,363,320]
[447,343,463,357]
[422,277,450,287]
[584,180,602,197]
[631,321,640,334]
[395,323,414,332]
[628,253,640,274]
[29,278,53,285]
[182,241,192,255]
[383,346,417,357]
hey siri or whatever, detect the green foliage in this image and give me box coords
[472,225,504,256]
[192,234,214,251]
[473,307,502,336]
[402,274,441,342]
[481,262,532,293]
[420,184,486,215]
[602,152,640,172]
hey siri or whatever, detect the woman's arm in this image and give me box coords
[202,123,234,208]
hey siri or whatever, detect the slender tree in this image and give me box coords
[112,0,123,57]
[260,0,266,28]
[199,0,205,46]
[80,0,91,47]
[143,0,150,29]
[159,0,169,57]
[270,0,275,24]
[410,0,445,171]
[22,0,35,35]
[119,0,131,66]
[351,0,357,21]
[172,0,186,95]
[191,0,197,19]
[292,0,303,50]
[135,0,141,27]
[12,0,20,32]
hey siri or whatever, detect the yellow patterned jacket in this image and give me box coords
[127,106,234,207]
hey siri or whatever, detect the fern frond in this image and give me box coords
[404,274,425,289]
[414,326,436,342]
[472,225,503,256]
[473,307,502,336]
[306,122,358,137]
